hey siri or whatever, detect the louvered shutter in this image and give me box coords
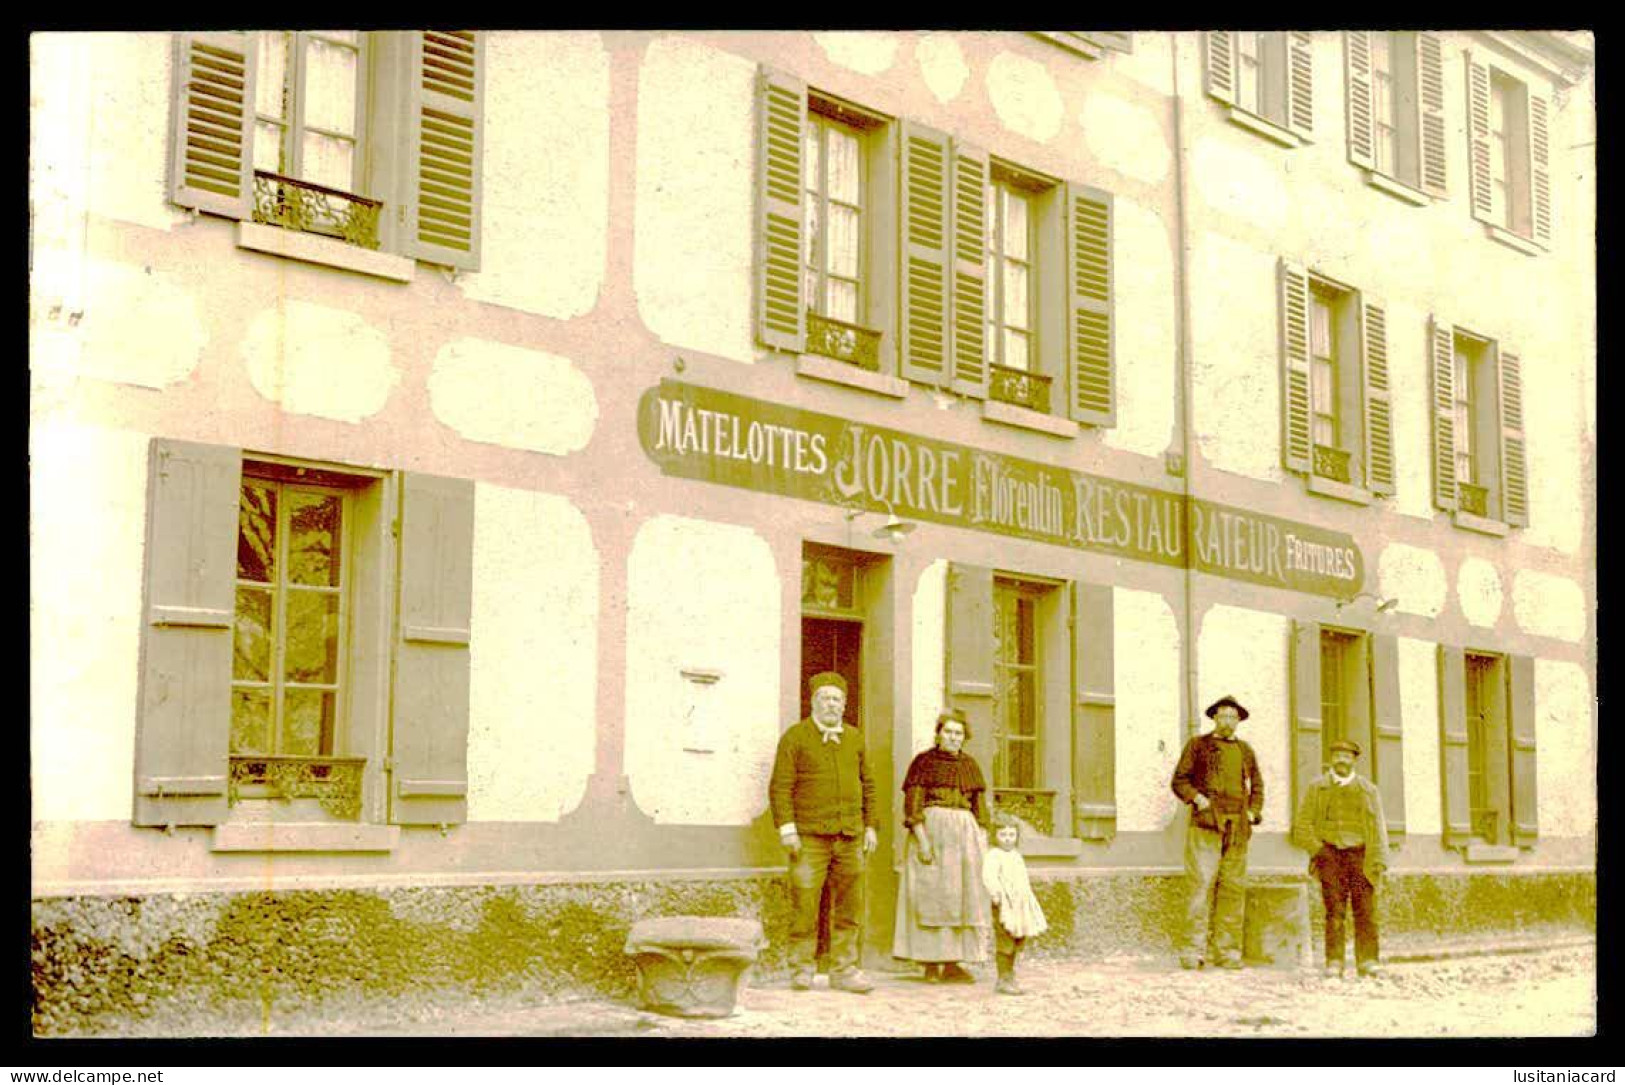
[1204,31,1237,105]
[946,564,995,775]
[755,67,807,353]
[949,142,988,398]
[1466,53,1494,225]
[1507,654,1538,847]
[1361,295,1395,495]
[1072,582,1115,841]
[1530,94,1552,248]
[390,472,475,827]
[1436,646,1472,848]
[408,31,482,270]
[1285,31,1315,140]
[1089,32,1133,54]
[1290,620,1323,822]
[1497,347,1529,526]
[134,439,240,827]
[1418,32,1448,196]
[1343,32,1377,170]
[1371,633,1405,839]
[1429,317,1458,511]
[168,32,257,220]
[1279,259,1313,474]
[1067,183,1114,426]
[900,122,952,387]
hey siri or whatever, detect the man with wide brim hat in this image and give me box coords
[1292,735,1391,979]
[1169,694,1265,970]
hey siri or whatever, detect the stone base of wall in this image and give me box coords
[32,868,1595,1036]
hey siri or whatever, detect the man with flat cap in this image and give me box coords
[1292,738,1390,978]
[1170,694,1265,970]
[768,671,878,993]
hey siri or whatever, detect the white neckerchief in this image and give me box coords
[1329,770,1356,787]
[814,719,844,744]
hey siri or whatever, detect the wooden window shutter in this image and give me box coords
[1530,93,1553,248]
[1429,316,1458,511]
[1343,32,1377,170]
[1436,645,1472,848]
[1285,31,1315,141]
[168,32,257,220]
[755,67,807,353]
[1279,258,1313,474]
[1507,654,1538,847]
[1204,32,1237,106]
[408,31,483,270]
[900,121,952,387]
[1361,295,1395,495]
[1290,619,1324,822]
[1370,632,1406,839]
[1066,182,1114,426]
[134,439,240,827]
[1089,32,1134,54]
[1497,347,1530,526]
[1417,32,1449,196]
[948,141,988,398]
[390,472,476,827]
[1071,582,1116,841]
[946,563,995,772]
[1466,53,1495,225]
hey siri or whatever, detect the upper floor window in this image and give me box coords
[1467,53,1552,252]
[168,30,484,273]
[803,107,869,328]
[1204,31,1314,147]
[1279,261,1393,504]
[1344,32,1448,202]
[1428,318,1529,533]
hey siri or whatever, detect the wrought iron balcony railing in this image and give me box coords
[989,364,1053,414]
[1457,481,1489,518]
[805,312,882,371]
[252,171,383,250]
[1312,443,1352,484]
[228,755,366,821]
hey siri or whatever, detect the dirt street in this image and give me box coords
[251,940,1593,1040]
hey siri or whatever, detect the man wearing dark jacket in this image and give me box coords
[1170,694,1265,970]
[1292,738,1390,978]
[768,671,878,993]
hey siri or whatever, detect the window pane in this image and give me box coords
[1004,329,1029,372]
[1003,191,1029,260]
[1310,297,1331,357]
[1013,672,1037,736]
[303,37,359,137]
[238,482,277,582]
[284,589,340,684]
[828,204,859,278]
[256,32,290,120]
[827,126,861,205]
[1312,357,1335,417]
[1006,739,1036,789]
[827,279,858,324]
[803,198,820,271]
[1003,263,1029,329]
[231,688,273,755]
[287,491,342,587]
[254,123,286,174]
[804,124,822,195]
[234,587,274,681]
[300,132,355,191]
[282,689,336,756]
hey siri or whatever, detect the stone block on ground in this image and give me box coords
[624,916,767,1018]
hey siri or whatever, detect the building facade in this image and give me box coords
[30,30,1595,1030]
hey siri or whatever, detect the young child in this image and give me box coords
[982,811,1048,995]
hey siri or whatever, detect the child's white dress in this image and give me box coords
[982,848,1049,938]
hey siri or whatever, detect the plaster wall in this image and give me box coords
[1534,659,1595,840]
[1195,605,1290,827]
[1114,588,1183,832]
[1397,636,1443,836]
[908,560,948,758]
[428,339,597,456]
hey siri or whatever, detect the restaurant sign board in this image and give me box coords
[637,380,1363,598]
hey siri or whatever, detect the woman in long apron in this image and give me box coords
[892,709,992,982]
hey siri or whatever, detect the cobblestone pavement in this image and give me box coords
[295,939,1594,1040]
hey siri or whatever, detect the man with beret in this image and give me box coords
[1292,738,1391,978]
[1170,694,1265,970]
[768,671,879,993]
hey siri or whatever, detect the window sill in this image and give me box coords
[211,821,400,853]
[237,222,416,283]
[1306,472,1374,506]
[1362,170,1431,206]
[795,353,909,399]
[1464,842,1521,864]
[1483,223,1544,257]
[1029,31,1102,60]
[1224,106,1306,148]
[1452,509,1510,537]
[981,398,1078,438]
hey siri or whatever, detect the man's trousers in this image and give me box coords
[788,833,864,975]
[1315,844,1378,966]
[1181,817,1250,964]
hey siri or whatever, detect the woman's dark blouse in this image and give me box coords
[901,746,988,829]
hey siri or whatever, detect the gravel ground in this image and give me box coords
[211,940,1593,1041]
